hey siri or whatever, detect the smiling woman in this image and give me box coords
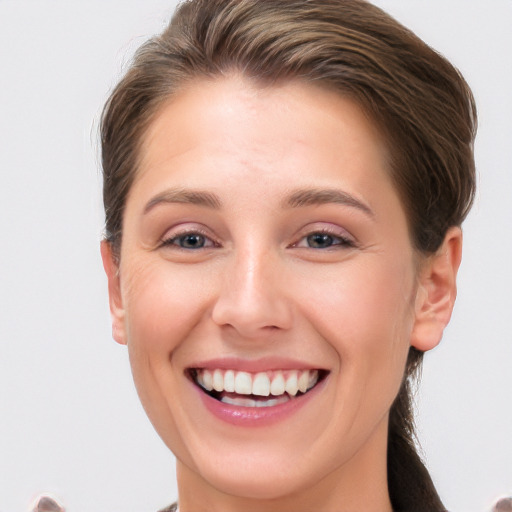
[99,1,476,511]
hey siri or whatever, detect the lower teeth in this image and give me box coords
[220,394,290,407]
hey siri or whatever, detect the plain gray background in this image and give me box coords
[0,1,510,511]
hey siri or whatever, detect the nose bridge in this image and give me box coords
[211,240,292,335]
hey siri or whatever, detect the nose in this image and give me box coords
[211,247,293,338]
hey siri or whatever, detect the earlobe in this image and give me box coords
[410,227,463,352]
[100,240,127,345]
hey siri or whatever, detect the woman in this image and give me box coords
[100,1,476,511]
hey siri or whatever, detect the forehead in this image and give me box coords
[136,75,392,191]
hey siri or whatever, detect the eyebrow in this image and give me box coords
[143,188,222,214]
[284,188,374,217]
[143,186,374,217]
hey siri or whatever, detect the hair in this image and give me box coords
[101,1,477,510]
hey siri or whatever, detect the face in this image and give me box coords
[104,76,427,504]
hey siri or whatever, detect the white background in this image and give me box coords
[0,1,510,511]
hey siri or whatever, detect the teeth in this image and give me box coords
[252,373,270,396]
[234,371,252,394]
[298,371,309,393]
[221,394,290,407]
[202,370,213,391]
[270,373,285,396]
[224,370,235,392]
[213,369,224,392]
[195,368,320,398]
[308,370,319,389]
[285,371,299,396]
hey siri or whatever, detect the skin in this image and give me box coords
[102,76,462,512]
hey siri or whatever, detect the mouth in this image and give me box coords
[188,368,328,408]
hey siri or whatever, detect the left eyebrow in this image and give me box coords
[143,188,222,214]
[283,188,374,217]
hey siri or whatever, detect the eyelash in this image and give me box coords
[160,227,355,251]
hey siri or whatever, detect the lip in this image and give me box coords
[187,360,329,427]
[187,356,324,373]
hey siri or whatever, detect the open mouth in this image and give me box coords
[189,368,328,408]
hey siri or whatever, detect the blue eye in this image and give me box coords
[296,231,354,249]
[163,232,214,249]
[307,233,336,248]
[178,233,206,249]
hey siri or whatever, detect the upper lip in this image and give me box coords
[186,356,328,373]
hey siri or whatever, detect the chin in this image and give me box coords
[197,462,313,501]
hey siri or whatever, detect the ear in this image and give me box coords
[410,227,463,352]
[100,240,127,345]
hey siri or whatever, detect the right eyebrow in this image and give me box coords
[143,188,222,214]
[284,187,374,218]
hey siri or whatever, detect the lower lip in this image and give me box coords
[194,377,327,427]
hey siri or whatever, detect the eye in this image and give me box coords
[162,231,216,250]
[307,233,338,248]
[294,230,355,249]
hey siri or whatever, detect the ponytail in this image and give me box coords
[388,348,445,512]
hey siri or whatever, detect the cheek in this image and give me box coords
[300,255,415,378]
[121,258,213,355]
[119,259,215,446]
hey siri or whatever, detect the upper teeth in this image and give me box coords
[195,369,319,397]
